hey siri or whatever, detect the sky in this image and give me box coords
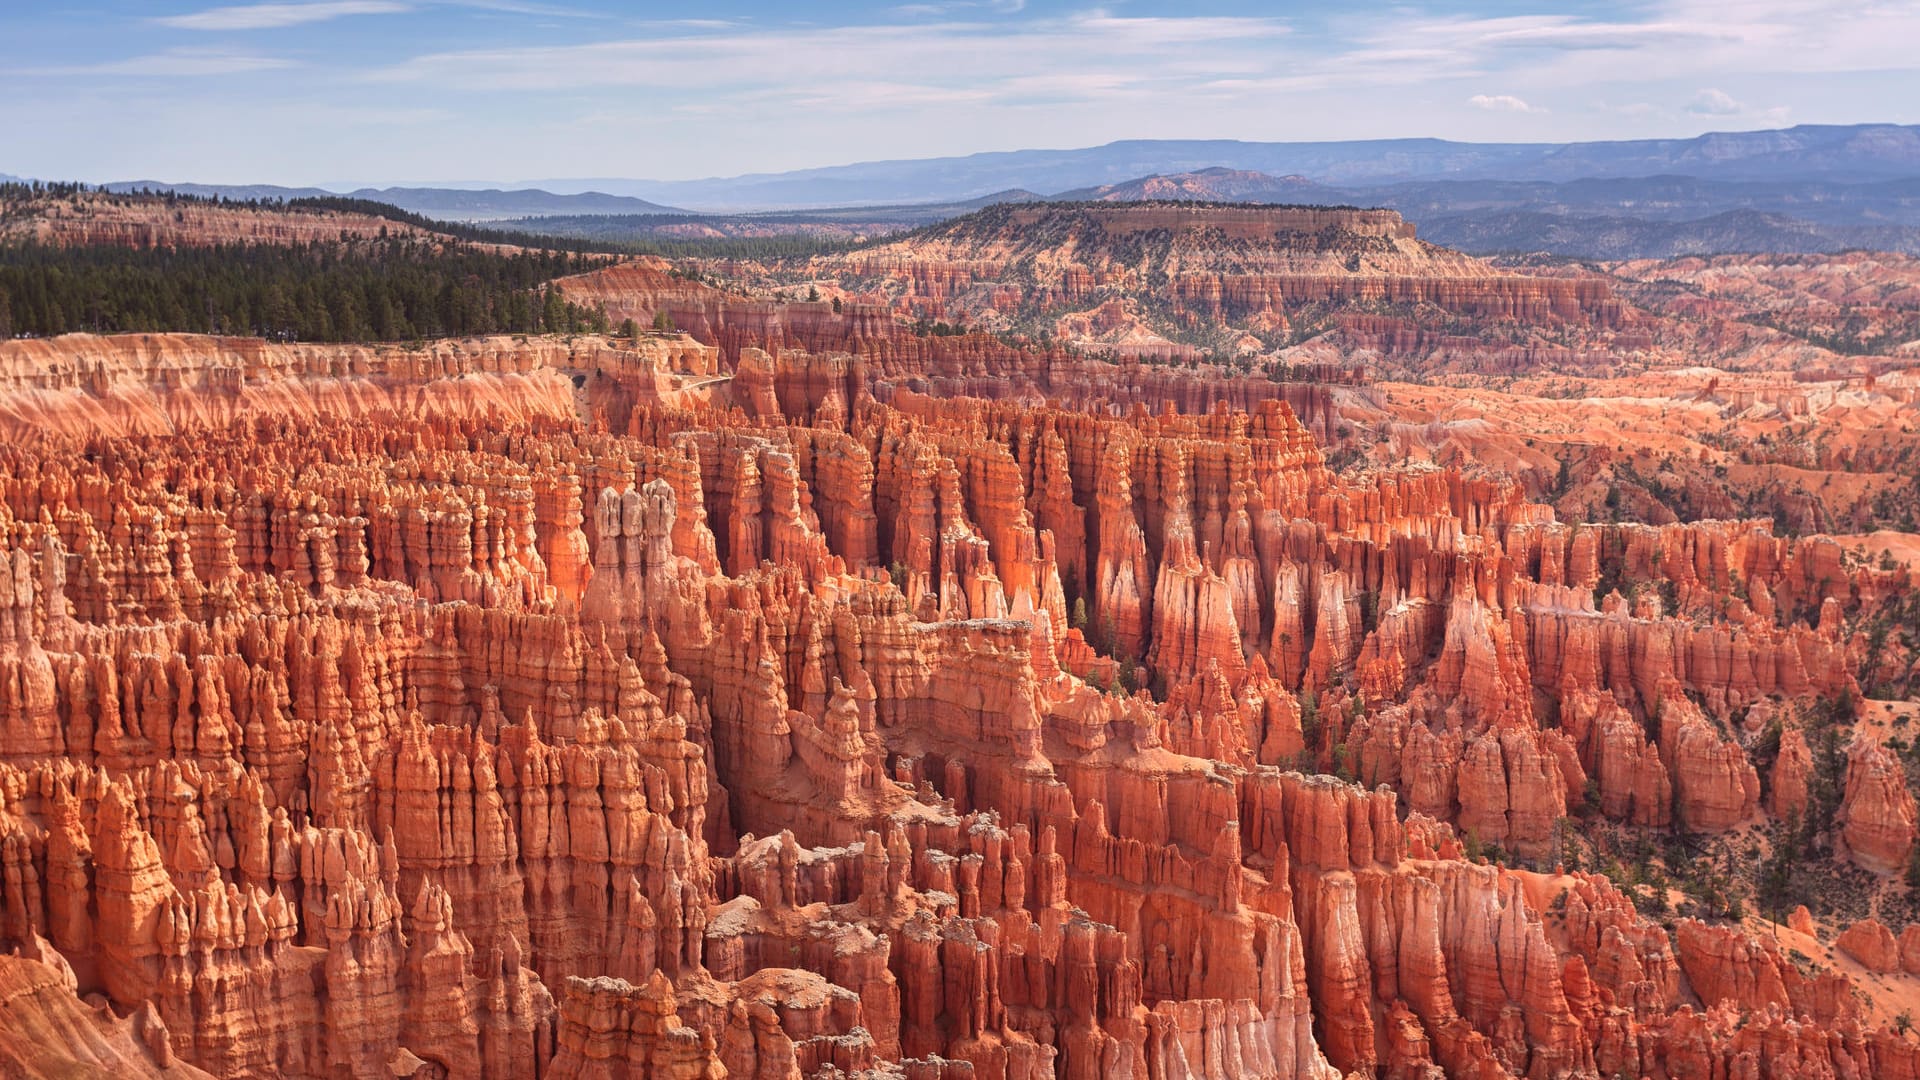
[4,0,1918,187]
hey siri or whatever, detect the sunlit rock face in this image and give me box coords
[0,226,1908,1079]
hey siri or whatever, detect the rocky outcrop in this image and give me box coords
[0,322,1900,1080]
[1838,918,1901,973]
[1770,726,1813,819]
[815,202,1625,336]
[0,332,717,441]
[0,953,210,1079]
[1840,737,1920,873]
[1654,685,1759,831]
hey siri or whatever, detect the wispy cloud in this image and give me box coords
[1688,87,1743,115]
[28,47,295,76]
[157,1,409,31]
[1469,93,1544,113]
[894,0,1027,15]
[1455,16,1735,52]
[1389,1,1920,83]
[452,0,606,17]
[346,0,1917,142]
[368,12,1293,101]
[8,0,1914,187]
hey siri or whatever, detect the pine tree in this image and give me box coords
[0,236,614,344]
[1299,689,1320,751]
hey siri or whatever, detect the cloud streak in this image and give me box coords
[1469,93,1544,113]
[156,1,410,31]
[27,47,295,76]
[6,0,1915,186]
[366,12,1293,108]
[1689,87,1744,114]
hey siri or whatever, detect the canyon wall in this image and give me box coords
[0,326,1908,1077]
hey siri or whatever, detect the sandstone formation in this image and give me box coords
[0,210,1913,1077]
[812,202,1627,361]
[1840,736,1920,873]
[0,953,210,1078]
[1838,918,1901,973]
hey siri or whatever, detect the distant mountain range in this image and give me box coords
[487,188,1047,244]
[499,123,1920,210]
[25,122,1905,213]
[98,182,684,220]
[1016,166,1920,256]
[10,123,1920,258]
[1053,168,1351,205]
[1419,208,1920,259]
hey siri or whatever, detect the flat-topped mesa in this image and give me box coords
[844,201,1445,286]
[555,201,1625,388]
[820,200,1624,332]
[994,201,1418,241]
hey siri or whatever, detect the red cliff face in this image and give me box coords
[555,261,1350,442]
[810,202,1626,356]
[0,327,1901,1078]
[1840,736,1920,873]
[558,202,1627,379]
[0,331,725,442]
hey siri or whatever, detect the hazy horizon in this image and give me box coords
[7,1,1919,188]
[11,123,1901,195]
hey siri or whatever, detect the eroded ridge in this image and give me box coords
[0,316,1912,1080]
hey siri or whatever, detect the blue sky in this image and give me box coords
[4,1,1917,186]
